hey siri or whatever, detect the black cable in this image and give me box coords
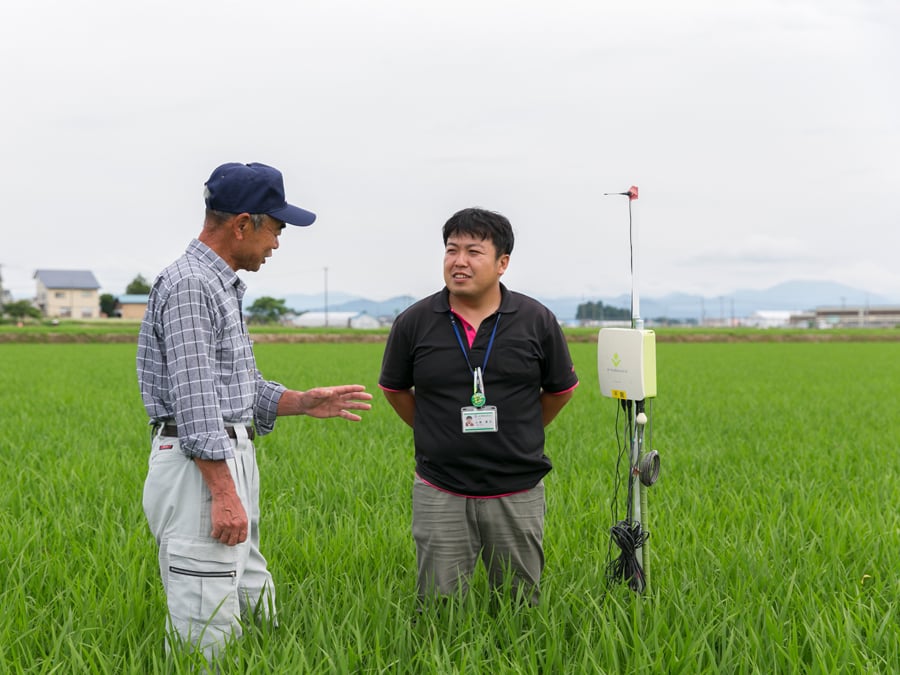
[605,401,630,566]
[607,519,649,593]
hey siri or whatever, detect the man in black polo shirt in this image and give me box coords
[379,207,578,606]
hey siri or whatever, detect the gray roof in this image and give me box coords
[34,269,101,290]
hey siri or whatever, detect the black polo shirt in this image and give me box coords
[379,284,579,496]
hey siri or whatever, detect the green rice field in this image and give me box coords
[1,338,899,673]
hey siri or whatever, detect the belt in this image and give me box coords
[156,422,256,441]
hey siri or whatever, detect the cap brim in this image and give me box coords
[271,203,317,227]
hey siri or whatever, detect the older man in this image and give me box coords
[137,162,371,662]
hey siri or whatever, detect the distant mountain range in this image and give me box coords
[262,280,896,323]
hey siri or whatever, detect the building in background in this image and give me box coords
[289,311,382,329]
[34,269,101,319]
[742,310,796,329]
[802,305,900,329]
[116,294,149,320]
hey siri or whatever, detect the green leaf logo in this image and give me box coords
[611,353,621,367]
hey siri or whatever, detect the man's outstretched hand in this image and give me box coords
[279,385,373,420]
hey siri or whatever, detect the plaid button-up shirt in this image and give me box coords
[137,239,284,460]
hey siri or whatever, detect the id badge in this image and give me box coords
[461,406,498,433]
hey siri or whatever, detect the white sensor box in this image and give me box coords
[597,328,657,400]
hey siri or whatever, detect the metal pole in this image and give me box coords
[627,186,649,593]
[640,463,650,591]
[629,194,642,330]
[630,414,644,575]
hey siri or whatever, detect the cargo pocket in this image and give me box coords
[165,536,240,639]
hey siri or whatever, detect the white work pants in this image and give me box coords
[142,426,275,662]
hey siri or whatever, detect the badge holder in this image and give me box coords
[461,366,498,433]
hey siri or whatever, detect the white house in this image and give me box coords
[34,269,101,319]
[290,311,381,329]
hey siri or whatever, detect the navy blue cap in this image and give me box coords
[204,162,316,227]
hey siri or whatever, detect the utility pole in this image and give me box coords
[324,266,329,328]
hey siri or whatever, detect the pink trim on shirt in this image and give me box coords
[548,381,579,396]
[416,473,529,499]
[378,383,409,392]
[450,310,477,348]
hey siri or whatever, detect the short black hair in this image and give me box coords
[442,208,514,257]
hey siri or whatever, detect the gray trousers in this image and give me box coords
[412,476,545,605]
[142,426,274,662]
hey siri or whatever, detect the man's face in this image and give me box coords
[236,216,285,272]
[443,233,509,301]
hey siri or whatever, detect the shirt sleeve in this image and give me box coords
[540,312,580,394]
[378,316,414,392]
[254,375,285,435]
[160,277,235,460]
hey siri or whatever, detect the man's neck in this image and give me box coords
[199,229,238,271]
[449,286,502,329]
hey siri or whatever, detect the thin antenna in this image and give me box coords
[604,187,640,327]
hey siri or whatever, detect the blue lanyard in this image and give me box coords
[450,312,501,375]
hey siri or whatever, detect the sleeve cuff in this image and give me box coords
[254,381,286,435]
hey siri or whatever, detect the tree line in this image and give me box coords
[575,300,631,321]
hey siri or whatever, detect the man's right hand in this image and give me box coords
[194,457,248,546]
[209,489,248,546]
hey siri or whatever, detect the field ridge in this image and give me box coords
[2,327,899,343]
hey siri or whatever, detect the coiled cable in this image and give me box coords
[606,519,649,593]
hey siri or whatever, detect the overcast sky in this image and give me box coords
[2,0,898,305]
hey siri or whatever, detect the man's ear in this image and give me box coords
[497,253,510,277]
[231,213,252,240]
